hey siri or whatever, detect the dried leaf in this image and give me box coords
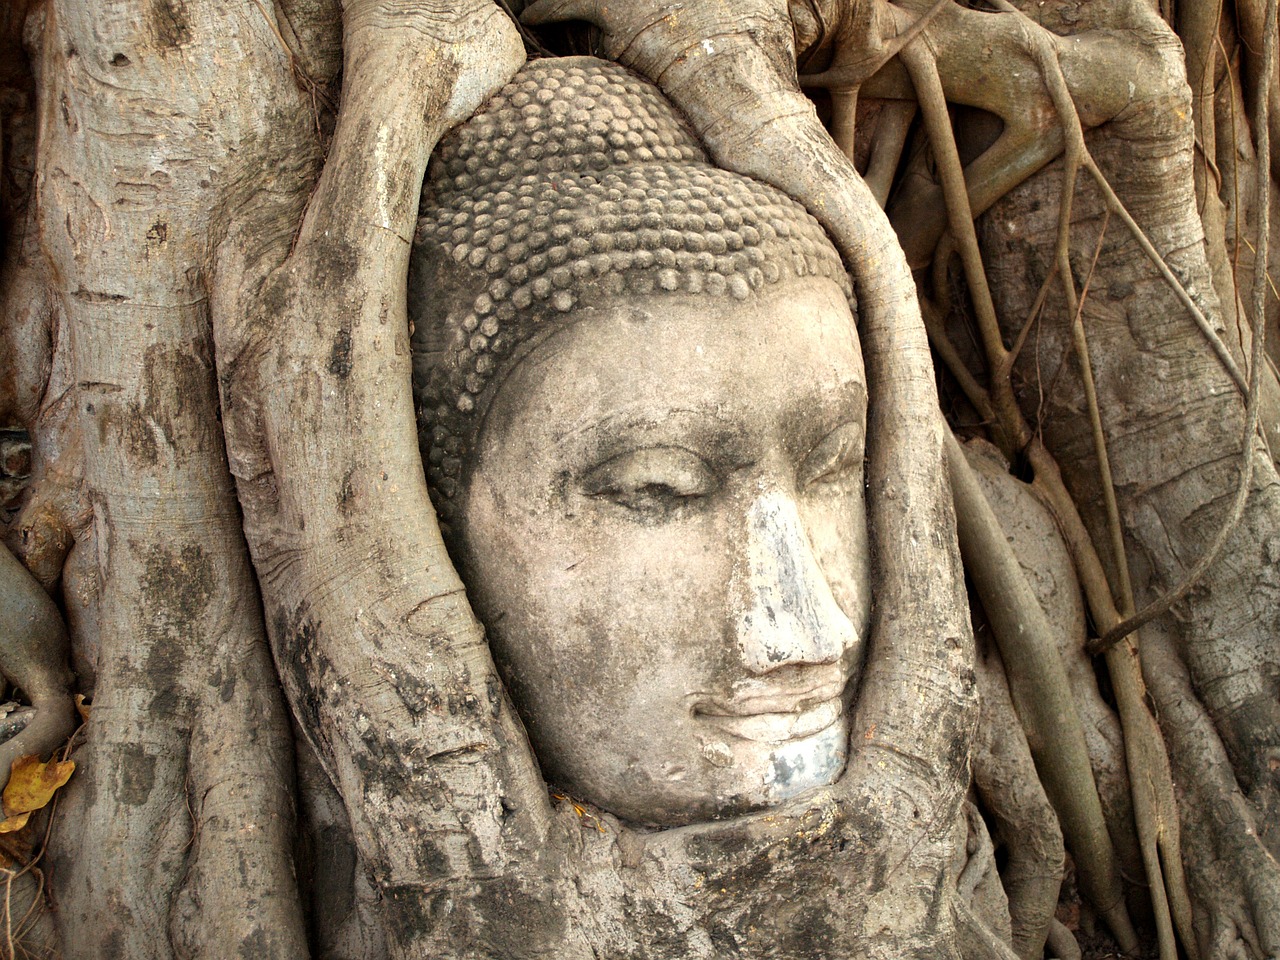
[75,695,91,724]
[0,812,30,834]
[3,755,75,819]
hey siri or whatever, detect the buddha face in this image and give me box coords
[454,278,870,826]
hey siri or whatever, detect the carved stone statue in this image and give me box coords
[392,57,978,957]
[410,58,873,827]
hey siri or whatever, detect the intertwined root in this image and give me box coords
[803,1,1280,957]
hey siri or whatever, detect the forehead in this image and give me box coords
[478,279,865,450]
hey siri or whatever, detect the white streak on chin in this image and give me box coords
[763,723,848,803]
[704,721,850,812]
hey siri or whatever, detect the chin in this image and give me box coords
[754,719,850,807]
[585,719,852,828]
[695,712,851,814]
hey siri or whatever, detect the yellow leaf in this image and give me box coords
[0,812,30,834]
[75,695,91,724]
[3,755,75,818]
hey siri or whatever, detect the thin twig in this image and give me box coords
[3,870,12,960]
[10,869,42,947]
[496,0,557,59]
[992,10,1213,956]
[1015,20,1198,959]
[910,6,1197,955]
[904,47,1005,362]
[1042,46,1177,960]
[920,295,997,421]
[1039,76,1143,640]
[1085,158,1247,391]
[248,0,335,143]
[1217,33,1246,293]
[897,31,1145,950]
[901,40,1030,459]
[1002,261,1057,373]
[1061,201,1136,632]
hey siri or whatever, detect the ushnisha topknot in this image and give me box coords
[409,56,854,516]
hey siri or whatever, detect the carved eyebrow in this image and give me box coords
[552,405,754,467]
[816,378,868,413]
[781,378,868,459]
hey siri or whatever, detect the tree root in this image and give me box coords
[971,645,1064,959]
[949,432,1136,951]
[889,7,1230,954]
[3,329,90,596]
[969,442,1145,885]
[860,100,916,207]
[1092,0,1274,654]
[294,735,388,960]
[956,899,1022,960]
[898,18,1188,949]
[0,544,73,787]
[1141,618,1280,960]
[0,194,54,431]
[956,799,1015,946]
[1045,918,1082,960]
[20,5,324,955]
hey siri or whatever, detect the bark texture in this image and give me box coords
[23,3,318,956]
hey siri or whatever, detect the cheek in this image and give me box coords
[456,482,577,686]
[461,486,735,686]
[544,508,732,662]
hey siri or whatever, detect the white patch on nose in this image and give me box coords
[732,492,855,673]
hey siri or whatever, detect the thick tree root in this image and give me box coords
[1045,918,1082,960]
[0,544,74,785]
[21,4,324,956]
[971,646,1064,960]
[949,433,1136,951]
[967,445,1145,890]
[1141,620,1280,960]
[956,899,1022,960]
[295,736,388,960]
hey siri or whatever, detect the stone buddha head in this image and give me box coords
[410,58,870,827]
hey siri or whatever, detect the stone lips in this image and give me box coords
[409,57,853,517]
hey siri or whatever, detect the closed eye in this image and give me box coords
[798,422,865,488]
[580,446,718,517]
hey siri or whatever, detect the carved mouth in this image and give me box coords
[693,696,845,744]
[689,663,853,743]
